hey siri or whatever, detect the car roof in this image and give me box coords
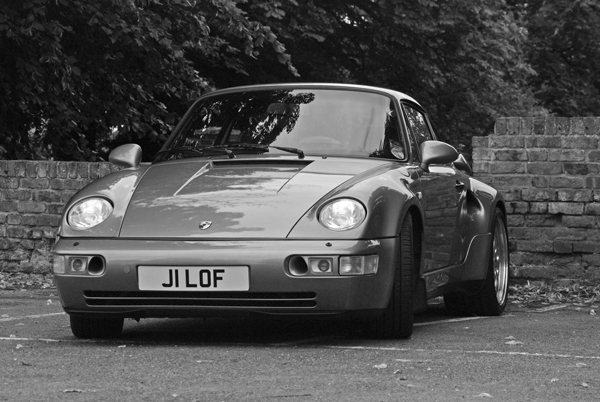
[204,82,421,107]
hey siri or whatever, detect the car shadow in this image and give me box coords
[118,316,363,345]
[110,303,454,346]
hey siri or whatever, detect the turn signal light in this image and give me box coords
[339,255,379,276]
[52,255,65,274]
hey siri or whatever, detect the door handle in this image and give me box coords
[455,181,465,191]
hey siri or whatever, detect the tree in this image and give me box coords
[0,0,295,161]
[513,0,600,116]
[1,0,543,161]
[233,0,539,150]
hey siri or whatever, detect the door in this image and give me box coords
[402,103,463,272]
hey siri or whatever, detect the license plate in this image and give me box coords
[138,266,249,291]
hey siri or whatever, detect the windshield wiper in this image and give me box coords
[228,143,305,159]
[155,146,234,160]
[270,145,305,159]
[202,146,235,158]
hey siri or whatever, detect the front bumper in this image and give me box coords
[53,237,399,319]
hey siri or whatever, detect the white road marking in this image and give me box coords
[326,345,600,360]
[533,305,568,313]
[0,312,67,343]
[414,316,489,326]
[0,312,66,322]
[0,337,61,342]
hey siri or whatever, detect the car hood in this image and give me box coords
[119,157,392,238]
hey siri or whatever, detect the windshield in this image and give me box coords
[158,88,405,161]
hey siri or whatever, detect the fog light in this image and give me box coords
[52,255,65,274]
[339,255,379,276]
[70,257,87,273]
[309,258,333,274]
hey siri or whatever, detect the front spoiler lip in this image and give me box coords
[64,308,383,321]
[53,237,399,319]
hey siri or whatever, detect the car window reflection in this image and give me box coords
[160,89,406,161]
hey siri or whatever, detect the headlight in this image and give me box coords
[67,198,113,230]
[319,198,366,231]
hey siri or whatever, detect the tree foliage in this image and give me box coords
[514,0,600,116]
[0,0,295,160]
[236,0,538,149]
[1,0,596,162]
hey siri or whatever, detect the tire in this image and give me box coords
[444,208,509,316]
[70,316,124,339]
[367,214,415,339]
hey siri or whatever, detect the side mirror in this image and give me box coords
[453,153,473,176]
[109,144,142,168]
[419,141,459,173]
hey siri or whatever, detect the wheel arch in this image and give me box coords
[404,205,428,313]
[406,205,423,278]
[494,199,507,229]
[468,177,507,235]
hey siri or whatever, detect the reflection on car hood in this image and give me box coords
[120,157,391,238]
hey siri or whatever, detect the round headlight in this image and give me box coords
[68,198,113,230]
[319,199,366,231]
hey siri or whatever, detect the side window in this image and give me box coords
[385,110,406,160]
[366,101,406,160]
[403,104,433,151]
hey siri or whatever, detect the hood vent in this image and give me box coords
[211,159,312,168]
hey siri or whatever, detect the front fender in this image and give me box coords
[59,166,150,238]
[288,168,421,239]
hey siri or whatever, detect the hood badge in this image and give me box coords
[199,221,212,230]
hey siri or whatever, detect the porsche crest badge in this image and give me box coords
[199,221,212,230]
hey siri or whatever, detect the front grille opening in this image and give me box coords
[88,256,105,275]
[83,291,317,308]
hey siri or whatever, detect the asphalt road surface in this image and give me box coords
[1,289,599,401]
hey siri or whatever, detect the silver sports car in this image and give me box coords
[52,83,509,339]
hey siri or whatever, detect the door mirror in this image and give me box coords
[419,141,459,173]
[109,144,142,168]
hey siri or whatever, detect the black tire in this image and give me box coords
[70,316,124,339]
[444,208,509,316]
[367,214,415,339]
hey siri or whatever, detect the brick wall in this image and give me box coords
[0,161,119,273]
[473,117,600,280]
[1,117,600,281]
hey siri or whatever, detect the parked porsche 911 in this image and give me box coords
[52,83,509,339]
